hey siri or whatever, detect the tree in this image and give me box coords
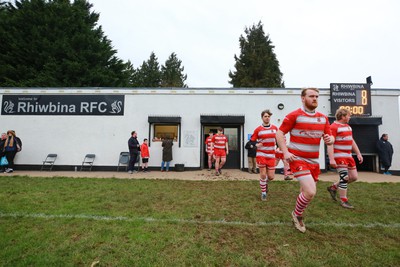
[229,21,284,88]
[0,0,131,87]
[161,53,187,87]
[132,52,161,87]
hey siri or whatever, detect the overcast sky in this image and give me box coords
[90,0,400,89]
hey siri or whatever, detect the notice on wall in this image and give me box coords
[1,95,124,116]
[183,130,198,147]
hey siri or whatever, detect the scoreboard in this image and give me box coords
[330,83,372,116]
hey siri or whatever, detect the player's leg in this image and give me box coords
[290,161,318,233]
[214,155,221,175]
[339,165,357,209]
[259,166,268,201]
[291,175,315,233]
[208,154,212,170]
[219,156,226,172]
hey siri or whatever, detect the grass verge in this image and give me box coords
[0,176,399,266]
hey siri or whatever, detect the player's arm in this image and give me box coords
[225,140,229,155]
[327,144,337,168]
[323,119,334,145]
[352,141,363,164]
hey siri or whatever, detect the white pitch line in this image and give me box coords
[1,212,399,229]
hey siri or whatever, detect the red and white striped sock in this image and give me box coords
[294,192,311,216]
[259,178,268,193]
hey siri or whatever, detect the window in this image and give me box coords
[148,116,181,147]
[153,124,179,142]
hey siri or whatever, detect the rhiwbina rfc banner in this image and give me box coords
[1,95,124,116]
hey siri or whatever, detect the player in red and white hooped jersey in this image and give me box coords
[205,131,215,171]
[327,108,363,209]
[211,127,229,176]
[250,109,278,201]
[276,88,334,233]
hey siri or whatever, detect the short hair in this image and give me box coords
[261,109,273,117]
[131,131,136,135]
[217,127,223,132]
[381,133,388,138]
[143,138,148,141]
[301,87,319,96]
[335,108,350,121]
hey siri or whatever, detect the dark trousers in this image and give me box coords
[128,152,139,171]
[5,151,17,169]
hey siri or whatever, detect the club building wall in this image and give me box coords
[0,87,399,173]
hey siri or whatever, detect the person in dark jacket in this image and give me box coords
[161,138,173,172]
[128,131,140,174]
[245,140,257,173]
[0,133,7,172]
[376,133,394,175]
[3,130,20,173]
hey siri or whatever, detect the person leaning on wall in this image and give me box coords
[376,133,394,175]
[0,133,7,172]
[3,130,22,173]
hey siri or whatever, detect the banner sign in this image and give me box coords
[1,95,124,116]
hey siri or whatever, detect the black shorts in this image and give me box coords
[142,158,149,163]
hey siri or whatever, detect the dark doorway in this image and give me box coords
[203,125,241,169]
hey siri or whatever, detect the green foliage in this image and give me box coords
[0,176,399,266]
[132,52,188,88]
[132,51,162,87]
[0,0,131,87]
[229,21,284,88]
[161,52,187,87]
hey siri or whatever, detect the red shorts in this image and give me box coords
[207,151,214,156]
[275,151,284,160]
[214,148,226,157]
[256,157,276,169]
[335,157,356,170]
[290,160,320,182]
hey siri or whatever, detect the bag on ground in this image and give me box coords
[0,156,8,166]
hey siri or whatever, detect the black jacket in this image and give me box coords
[128,137,140,154]
[245,141,257,157]
[376,138,394,167]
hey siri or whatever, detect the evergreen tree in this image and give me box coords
[161,53,187,87]
[0,0,130,87]
[133,52,161,87]
[229,21,284,88]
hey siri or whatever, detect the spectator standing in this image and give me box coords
[211,127,229,176]
[3,130,21,173]
[140,138,150,172]
[128,131,140,174]
[205,131,215,171]
[161,138,173,172]
[250,109,278,201]
[327,108,363,209]
[0,133,7,172]
[276,88,334,233]
[245,139,257,174]
[376,133,394,175]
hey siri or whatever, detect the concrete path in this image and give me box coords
[1,169,398,183]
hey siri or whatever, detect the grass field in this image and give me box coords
[0,175,399,266]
